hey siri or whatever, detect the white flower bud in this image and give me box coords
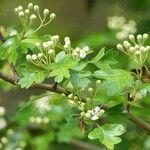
[35,117,42,124]
[18,11,24,17]
[145,46,150,51]
[73,96,78,100]
[48,49,54,54]
[29,117,35,123]
[50,13,56,20]
[30,14,37,20]
[34,5,39,12]
[68,93,73,99]
[38,53,43,58]
[64,45,69,49]
[137,34,143,43]
[32,54,37,60]
[14,8,19,13]
[91,115,99,121]
[117,44,124,51]
[123,41,131,49]
[83,46,89,51]
[79,50,86,59]
[143,33,149,40]
[42,117,49,123]
[85,112,91,118]
[135,45,140,51]
[94,106,100,113]
[42,42,48,48]
[0,106,5,116]
[1,137,8,144]
[86,97,91,103]
[129,46,134,52]
[28,3,33,10]
[88,87,93,92]
[96,80,101,85]
[26,54,32,61]
[0,118,7,129]
[24,9,30,14]
[135,51,140,55]
[129,34,135,42]
[18,6,23,11]
[100,109,105,114]
[51,35,59,43]
[35,42,41,48]
[43,9,49,16]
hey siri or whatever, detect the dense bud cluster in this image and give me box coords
[117,33,150,65]
[107,16,137,40]
[26,35,60,66]
[72,46,90,59]
[29,116,50,124]
[14,3,56,38]
[82,106,105,121]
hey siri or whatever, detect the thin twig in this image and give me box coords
[70,139,105,150]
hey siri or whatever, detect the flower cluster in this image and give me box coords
[67,93,86,111]
[117,34,150,65]
[72,46,90,59]
[29,116,50,125]
[107,16,137,40]
[81,106,105,121]
[0,129,26,150]
[14,3,56,38]
[26,35,59,66]
[0,106,7,130]
[35,96,51,113]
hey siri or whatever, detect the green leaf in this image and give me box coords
[55,51,66,63]
[90,47,105,63]
[88,124,126,150]
[94,69,134,95]
[18,72,46,88]
[49,55,75,83]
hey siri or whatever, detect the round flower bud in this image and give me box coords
[85,112,91,118]
[43,9,50,16]
[129,34,135,42]
[134,45,140,51]
[26,54,32,61]
[24,9,30,14]
[143,33,149,40]
[1,137,8,144]
[43,117,49,123]
[80,112,85,117]
[14,8,19,13]
[88,87,93,92]
[35,117,42,124]
[86,97,91,103]
[35,42,41,48]
[18,11,24,17]
[38,53,43,58]
[137,34,143,43]
[99,109,105,114]
[34,5,39,12]
[135,51,140,55]
[73,96,78,101]
[117,44,124,51]
[42,42,48,48]
[32,54,37,60]
[0,118,7,129]
[61,93,66,97]
[28,3,33,10]
[50,13,56,20]
[91,115,99,121]
[30,14,37,20]
[83,46,89,51]
[68,93,73,99]
[29,117,35,123]
[0,106,5,116]
[18,6,23,11]
[79,50,86,59]
[129,46,134,52]
[96,80,101,85]
[47,41,54,47]
[48,49,54,54]
[123,41,131,49]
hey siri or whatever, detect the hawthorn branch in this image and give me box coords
[9,63,20,81]
[70,139,105,150]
